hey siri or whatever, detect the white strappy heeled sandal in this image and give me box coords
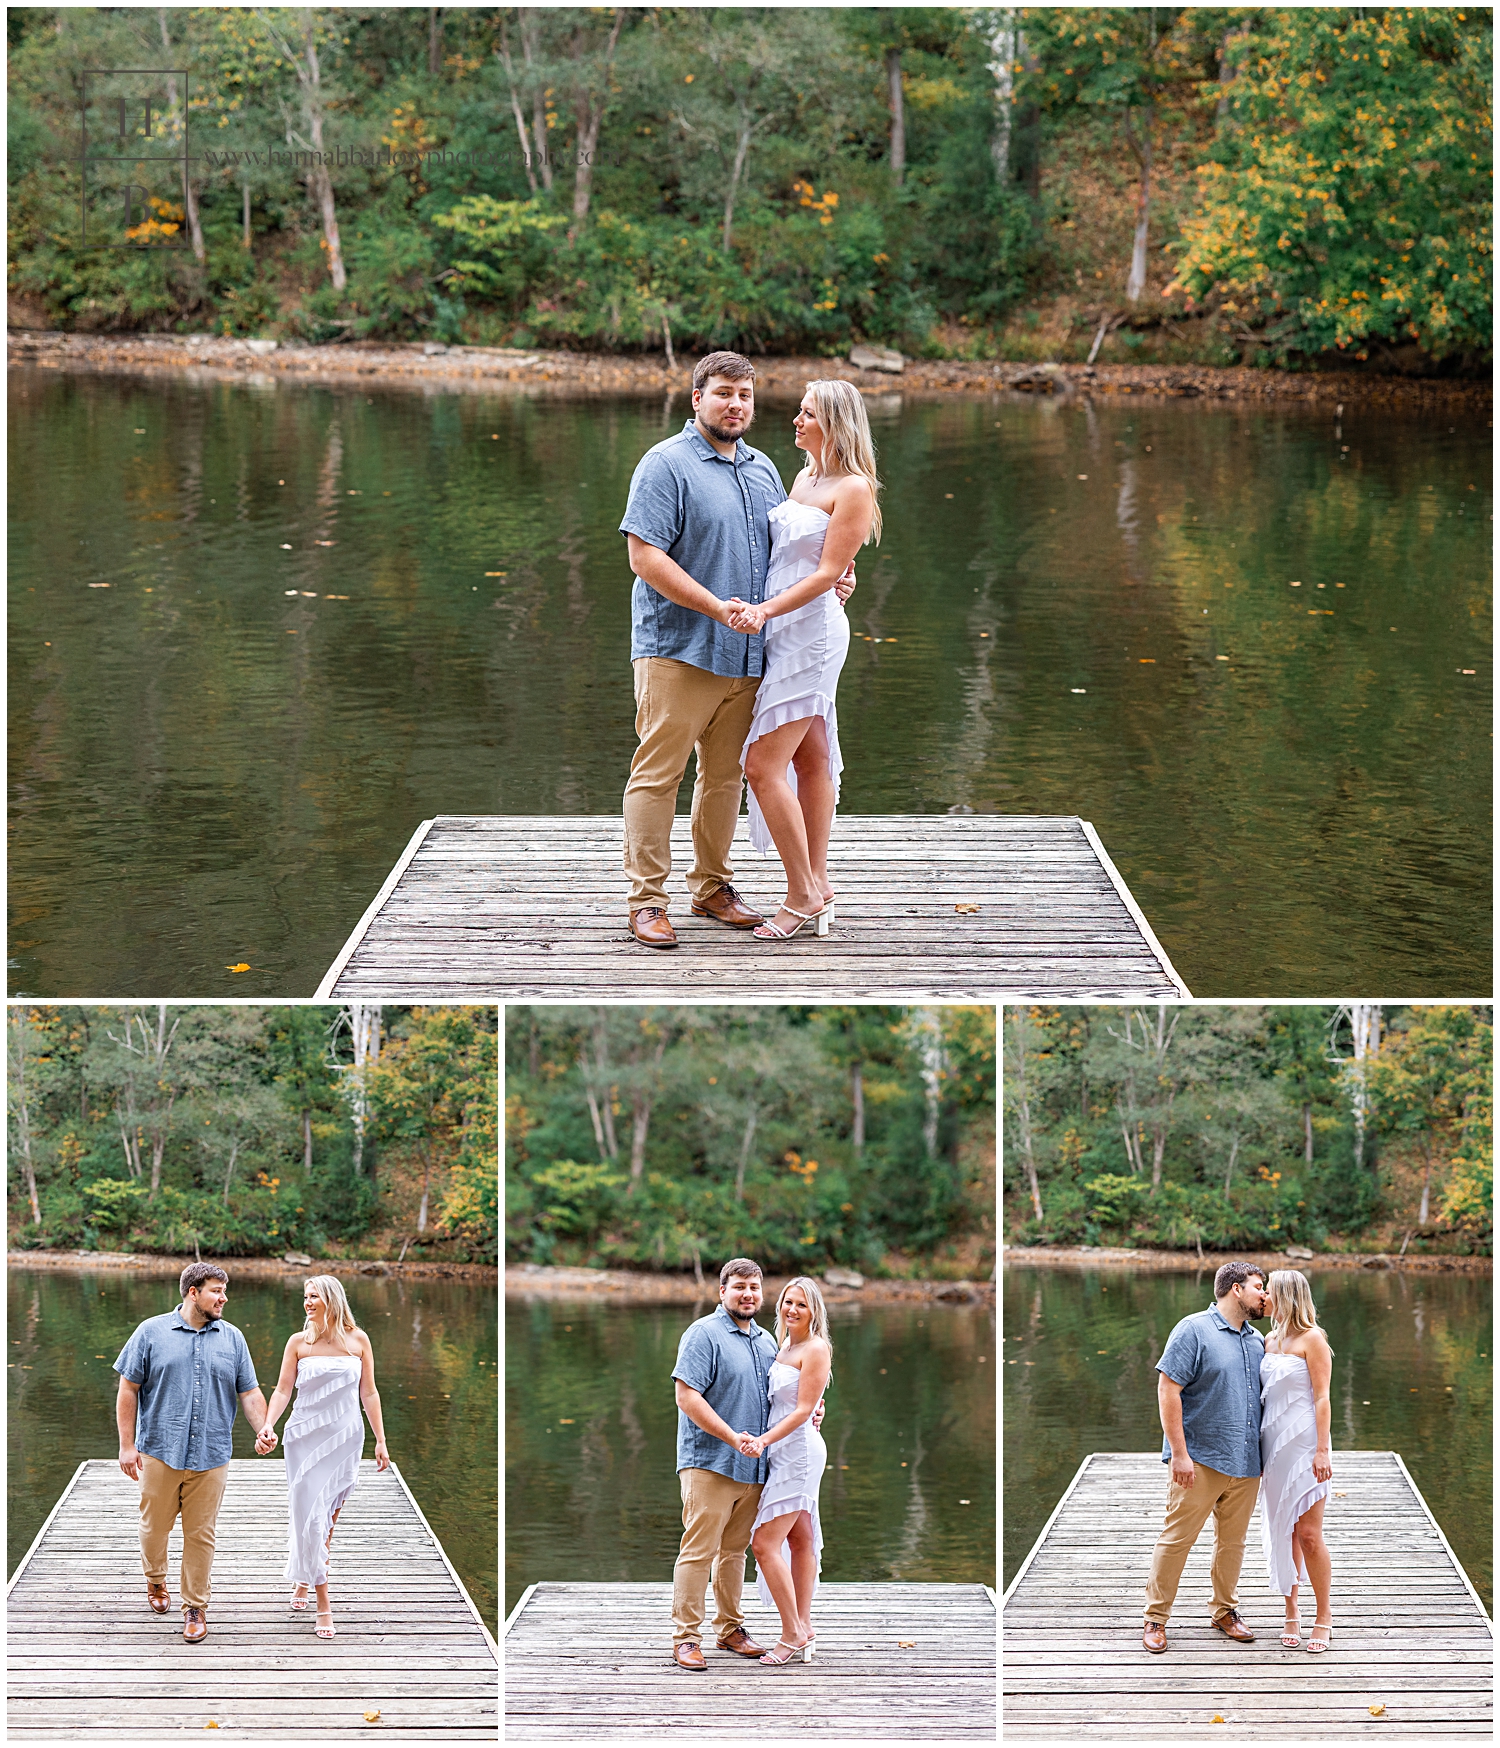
[753,902,830,941]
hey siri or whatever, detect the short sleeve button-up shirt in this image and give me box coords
[1155,1305,1265,1479]
[114,1308,258,1473]
[620,420,787,678]
[671,1303,779,1484]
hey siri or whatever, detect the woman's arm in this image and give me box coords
[760,1341,833,1449]
[255,1335,303,1452]
[357,1332,390,1470]
[1304,1332,1333,1480]
[732,481,872,631]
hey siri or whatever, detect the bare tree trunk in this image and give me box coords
[1303,1103,1314,1164]
[851,1062,865,1151]
[723,116,753,251]
[581,1052,608,1160]
[1009,1012,1043,1222]
[497,16,539,194]
[520,11,553,191]
[303,1109,313,1173]
[429,6,442,77]
[626,1036,669,1193]
[886,46,905,186]
[418,1155,430,1232]
[570,10,623,224]
[346,1004,381,1175]
[987,11,1018,184]
[1125,106,1152,303]
[1417,1144,1433,1225]
[242,180,252,249]
[1222,1134,1240,1197]
[9,1015,43,1226]
[915,1009,945,1158]
[260,9,347,290]
[222,1137,242,1204]
[734,1107,757,1202]
[591,1017,618,1158]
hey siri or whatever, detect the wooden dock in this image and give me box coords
[504,1579,996,1740]
[1002,1451,1493,1739]
[7,1459,497,1741]
[315,814,1189,1000]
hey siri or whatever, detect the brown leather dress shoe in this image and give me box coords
[146,1582,170,1615]
[1142,1620,1167,1654]
[716,1625,766,1658]
[691,883,764,928]
[1213,1609,1255,1642]
[673,1642,706,1670]
[182,1607,207,1643]
[630,907,678,949]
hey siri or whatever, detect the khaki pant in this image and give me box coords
[671,1467,764,1646]
[623,657,761,913]
[1143,1461,1260,1625]
[138,1454,230,1612]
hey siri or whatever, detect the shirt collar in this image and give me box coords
[683,418,745,465]
[172,1305,221,1333]
[714,1302,766,1339]
[1208,1304,1258,1337]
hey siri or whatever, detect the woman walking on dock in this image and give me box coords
[727,381,880,942]
[1259,1270,1334,1654]
[256,1276,390,1640]
[739,1278,832,1664]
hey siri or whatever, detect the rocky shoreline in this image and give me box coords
[7,1247,497,1283]
[1002,1243,1490,1276]
[9,328,1490,411]
[506,1263,994,1304]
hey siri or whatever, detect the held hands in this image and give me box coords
[737,1432,766,1459]
[1313,1446,1333,1483]
[255,1424,278,1456]
[724,597,767,635]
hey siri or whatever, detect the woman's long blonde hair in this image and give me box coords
[303,1275,360,1354]
[774,1275,834,1357]
[803,379,883,545]
[1266,1269,1333,1355]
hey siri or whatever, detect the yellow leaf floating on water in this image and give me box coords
[364,1712,382,1724]
[1369,1703,1386,1717]
[558,1418,575,1424]
[226,963,251,973]
[955,903,980,914]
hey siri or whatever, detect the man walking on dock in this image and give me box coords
[114,1262,274,1643]
[618,351,854,949]
[1142,1261,1268,1654]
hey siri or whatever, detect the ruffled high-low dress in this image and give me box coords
[283,1355,364,1588]
[1258,1350,1331,1596]
[741,499,851,853]
[750,1359,827,1609]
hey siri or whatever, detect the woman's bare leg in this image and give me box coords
[789,720,836,902]
[744,719,822,929]
[1295,1496,1332,1635]
[750,1513,807,1646]
[787,1513,818,1638]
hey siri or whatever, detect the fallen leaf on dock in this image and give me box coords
[897,1640,916,1648]
[1369,1703,1386,1717]
[955,903,980,914]
[1334,1490,1348,1498]
[204,1725,219,1732]
[1209,1716,1224,1725]
[364,1710,382,1722]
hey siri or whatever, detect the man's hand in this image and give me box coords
[833,561,857,605]
[725,597,766,634]
[119,1445,143,1482]
[737,1432,765,1458]
[811,1400,825,1431]
[1170,1451,1195,1489]
[255,1426,278,1456]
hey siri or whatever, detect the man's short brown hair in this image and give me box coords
[1214,1260,1265,1299]
[179,1262,229,1298]
[719,1257,763,1289]
[693,350,755,393]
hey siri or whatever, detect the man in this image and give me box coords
[618,350,854,948]
[1142,1261,1269,1654]
[668,1257,824,1669]
[114,1262,274,1643]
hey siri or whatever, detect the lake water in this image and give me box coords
[504,1293,996,1619]
[7,1265,498,1636]
[1002,1264,1492,1615]
[9,368,1489,996]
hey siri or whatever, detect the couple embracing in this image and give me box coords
[669,1258,832,1669]
[620,349,883,946]
[114,1262,390,1644]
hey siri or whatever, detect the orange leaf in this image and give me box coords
[226,963,251,973]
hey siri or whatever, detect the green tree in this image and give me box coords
[1368,1006,1491,1230]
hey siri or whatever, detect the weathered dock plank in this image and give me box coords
[7,1459,498,1741]
[1002,1451,1493,1738]
[316,814,1188,1000]
[504,1579,996,1740]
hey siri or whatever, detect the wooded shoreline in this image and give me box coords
[1003,1243,1491,1276]
[7,1247,498,1283]
[506,1263,995,1304]
[10,329,1491,411]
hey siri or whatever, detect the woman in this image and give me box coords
[737,1276,832,1665]
[256,1276,390,1640]
[726,381,881,941]
[1259,1269,1334,1654]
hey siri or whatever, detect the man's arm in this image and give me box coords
[674,1379,747,1449]
[627,535,734,627]
[1157,1373,1194,1488]
[116,1377,142,1479]
[238,1387,270,1436]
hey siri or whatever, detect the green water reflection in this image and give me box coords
[7,1265,498,1636]
[9,370,1489,995]
[1002,1264,1491,1614]
[504,1294,995,1618]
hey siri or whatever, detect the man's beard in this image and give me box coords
[200,1305,224,1322]
[699,407,753,444]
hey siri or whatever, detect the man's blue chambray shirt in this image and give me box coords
[114,1307,258,1473]
[1154,1304,1266,1479]
[671,1302,779,1485]
[619,420,787,679]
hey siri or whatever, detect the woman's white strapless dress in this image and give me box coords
[283,1355,363,1587]
[741,499,851,853]
[750,1359,827,1609]
[1258,1351,1330,1597]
